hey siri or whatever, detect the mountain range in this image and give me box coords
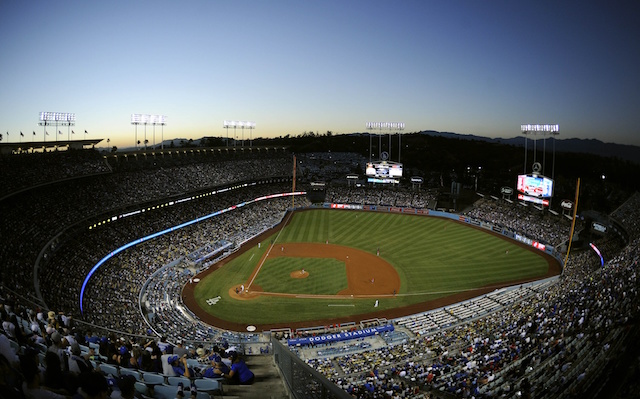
[416,131,640,165]
[115,131,639,165]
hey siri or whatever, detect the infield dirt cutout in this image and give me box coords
[228,243,400,300]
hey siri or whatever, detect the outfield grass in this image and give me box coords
[193,209,551,325]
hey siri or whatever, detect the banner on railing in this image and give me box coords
[287,324,394,346]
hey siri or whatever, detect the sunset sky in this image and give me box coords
[1,1,639,148]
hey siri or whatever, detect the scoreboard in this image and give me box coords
[517,174,554,198]
[366,161,403,179]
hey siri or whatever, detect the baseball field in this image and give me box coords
[183,209,559,331]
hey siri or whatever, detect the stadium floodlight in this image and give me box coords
[40,112,76,122]
[521,124,559,133]
[365,122,405,130]
[39,112,76,142]
[223,120,255,147]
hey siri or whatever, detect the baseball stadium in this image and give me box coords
[1,135,639,399]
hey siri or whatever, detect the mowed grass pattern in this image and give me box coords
[194,209,552,325]
[255,257,348,295]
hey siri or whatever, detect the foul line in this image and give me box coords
[245,283,519,300]
[246,211,294,291]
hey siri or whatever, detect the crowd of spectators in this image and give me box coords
[40,183,307,336]
[0,149,292,304]
[0,287,258,398]
[0,149,111,198]
[2,147,639,399]
[327,186,438,209]
[296,152,366,183]
[462,197,575,247]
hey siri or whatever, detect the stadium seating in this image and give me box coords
[1,148,639,399]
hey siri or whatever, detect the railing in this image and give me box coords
[271,336,352,399]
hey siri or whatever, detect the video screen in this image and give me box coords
[517,174,554,198]
[366,161,403,179]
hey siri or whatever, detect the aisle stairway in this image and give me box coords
[221,355,289,399]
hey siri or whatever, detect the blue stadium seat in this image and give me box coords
[194,378,221,393]
[120,367,142,380]
[167,376,191,388]
[134,381,151,397]
[8,339,20,354]
[99,363,119,378]
[153,384,180,399]
[142,371,165,386]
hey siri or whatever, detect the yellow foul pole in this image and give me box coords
[292,155,296,208]
[562,178,581,271]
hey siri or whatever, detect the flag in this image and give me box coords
[72,130,75,134]
[20,131,24,137]
[46,131,49,135]
[58,130,62,135]
[33,131,36,136]
[84,130,88,134]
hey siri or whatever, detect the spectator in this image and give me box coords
[220,352,254,385]
[167,355,193,378]
[68,342,94,375]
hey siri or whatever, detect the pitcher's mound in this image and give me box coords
[290,270,309,279]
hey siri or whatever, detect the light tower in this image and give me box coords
[151,115,167,150]
[247,121,255,147]
[39,112,75,143]
[519,124,560,210]
[159,116,167,150]
[365,122,405,162]
[521,124,559,178]
[223,121,232,147]
[131,114,142,149]
[224,120,254,148]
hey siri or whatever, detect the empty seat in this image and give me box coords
[167,376,191,388]
[120,367,142,380]
[194,378,221,393]
[152,384,180,399]
[99,363,119,378]
[142,372,165,386]
[134,381,151,397]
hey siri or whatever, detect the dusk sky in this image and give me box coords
[2,1,639,148]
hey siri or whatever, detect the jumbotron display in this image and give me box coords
[366,161,403,178]
[517,174,554,198]
[366,161,403,184]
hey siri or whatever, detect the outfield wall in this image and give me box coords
[321,202,564,267]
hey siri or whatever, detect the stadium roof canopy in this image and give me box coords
[0,139,103,155]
